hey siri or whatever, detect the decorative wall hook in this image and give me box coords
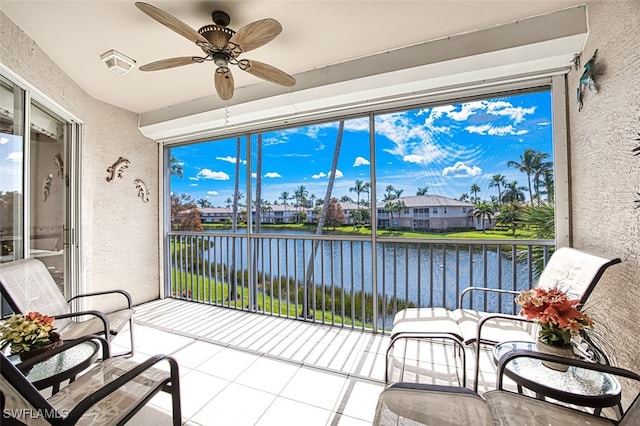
[106,157,130,182]
[577,49,599,112]
[134,179,150,203]
[43,173,53,201]
[54,153,64,179]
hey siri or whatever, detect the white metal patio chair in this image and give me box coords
[375,349,640,426]
[0,335,181,425]
[0,258,135,356]
[386,247,621,390]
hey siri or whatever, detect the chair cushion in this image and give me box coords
[484,390,614,426]
[47,358,170,426]
[374,383,493,425]
[392,308,463,340]
[454,309,534,345]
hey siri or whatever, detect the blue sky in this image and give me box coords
[170,90,553,206]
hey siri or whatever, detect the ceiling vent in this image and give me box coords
[100,50,136,75]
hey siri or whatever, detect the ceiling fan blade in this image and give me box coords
[139,57,199,71]
[135,2,211,48]
[243,60,296,87]
[215,67,235,101]
[229,18,282,53]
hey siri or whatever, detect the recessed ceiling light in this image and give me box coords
[100,50,136,75]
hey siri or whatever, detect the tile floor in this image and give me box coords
[107,299,503,425]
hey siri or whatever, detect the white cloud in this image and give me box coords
[264,172,282,178]
[263,136,287,146]
[207,191,219,195]
[188,177,199,181]
[7,151,22,162]
[251,173,257,179]
[465,124,528,136]
[216,156,246,165]
[195,169,230,180]
[442,161,482,177]
[0,137,9,144]
[447,101,486,121]
[353,156,370,167]
[537,121,551,126]
[312,169,343,179]
[188,183,198,187]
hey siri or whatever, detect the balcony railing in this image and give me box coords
[166,231,554,333]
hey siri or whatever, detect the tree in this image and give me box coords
[294,184,309,215]
[507,148,548,206]
[170,194,202,231]
[416,186,429,196]
[541,169,555,203]
[473,202,494,233]
[488,174,505,205]
[382,185,405,228]
[470,184,481,204]
[225,197,233,209]
[279,191,291,222]
[497,201,522,236]
[501,181,527,203]
[459,193,470,202]
[532,158,553,206]
[169,155,183,178]
[324,198,345,229]
[349,180,368,225]
[339,195,354,203]
[196,198,211,208]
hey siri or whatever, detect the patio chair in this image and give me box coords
[374,349,640,425]
[0,258,135,356]
[387,247,621,390]
[0,335,182,425]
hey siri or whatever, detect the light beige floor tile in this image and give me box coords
[191,383,276,426]
[255,397,331,426]
[331,413,374,426]
[350,350,387,381]
[280,367,348,411]
[337,380,386,422]
[150,369,230,419]
[171,340,225,369]
[197,347,260,381]
[234,357,300,394]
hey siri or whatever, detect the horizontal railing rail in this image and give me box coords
[166,231,554,333]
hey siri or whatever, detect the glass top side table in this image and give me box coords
[9,341,101,393]
[494,341,622,417]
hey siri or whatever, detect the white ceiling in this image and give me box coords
[1,0,585,116]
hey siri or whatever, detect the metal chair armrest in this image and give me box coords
[68,289,133,309]
[458,287,522,309]
[53,310,111,336]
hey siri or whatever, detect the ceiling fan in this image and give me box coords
[135,2,296,101]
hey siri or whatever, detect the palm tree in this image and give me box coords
[541,170,555,203]
[383,185,404,227]
[459,193,470,202]
[507,148,546,206]
[488,174,505,204]
[532,156,552,206]
[293,185,308,223]
[416,186,429,196]
[304,120,345,318]
[279,191,291,221]
[349,180,367,225]
[501,181,527,203]
[473,202,494,232]
[225,197,233,209]
[470,184,481,204]
[196,198,211,208]
[169,155,183,178]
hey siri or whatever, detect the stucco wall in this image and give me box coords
[568,0,640,398]
[0,11,160,307]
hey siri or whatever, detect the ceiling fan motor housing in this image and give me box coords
[198,24,235,51]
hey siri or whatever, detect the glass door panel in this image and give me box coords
[0,77,25,264]
[29,103,66,292]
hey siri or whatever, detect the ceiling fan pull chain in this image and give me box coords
[224,105,230,128]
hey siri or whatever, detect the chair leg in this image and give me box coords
[473,342,482,393]
[169,360,182,426]
[128,317,135,357]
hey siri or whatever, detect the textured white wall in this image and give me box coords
[0,11,160,307]
[568,0,640,399]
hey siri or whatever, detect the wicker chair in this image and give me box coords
[375,350,639,426]
[0,336,181,425]
[0,258,135,357]
[386,247,621,390]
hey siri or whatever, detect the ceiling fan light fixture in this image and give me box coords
[100,50,136,75]
[213,53,229,67]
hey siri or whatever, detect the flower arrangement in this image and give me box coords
[515,287,593,347]
[0,312,58,354]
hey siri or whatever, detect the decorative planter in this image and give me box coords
[19,332,63,362]
[535,339,573,372]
